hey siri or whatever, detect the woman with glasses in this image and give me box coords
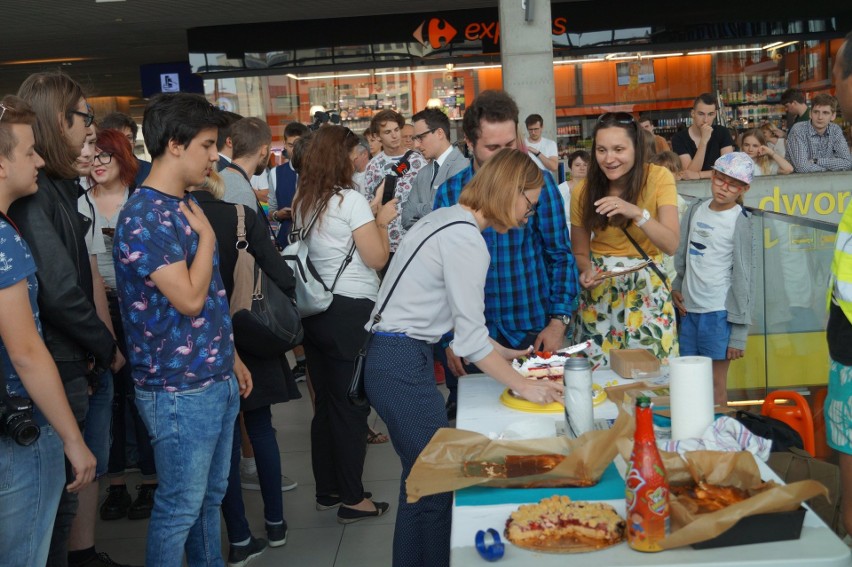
[79,128,162,523]
[365,149,563,567]
[292,125,397,523]
[570,113,680,367]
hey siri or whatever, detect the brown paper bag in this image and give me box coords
[405,410,631,503]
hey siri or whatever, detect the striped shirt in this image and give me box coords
[434,163,579,346]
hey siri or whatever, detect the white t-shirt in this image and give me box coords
[557,181,571,229]
[303,189,380,301]
[526,137,558,174]
[684,201,741,313]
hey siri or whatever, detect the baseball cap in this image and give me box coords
[712,152,754,185]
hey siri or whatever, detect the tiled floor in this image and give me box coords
[94,379,421,566]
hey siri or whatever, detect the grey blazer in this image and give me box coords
[401,147,470,229]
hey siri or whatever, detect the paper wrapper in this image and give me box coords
[405,410,630,503]
[657,451,829,549]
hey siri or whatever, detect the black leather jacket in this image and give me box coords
[8,171,114,370]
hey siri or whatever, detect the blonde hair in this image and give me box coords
[459,149,543,229]
[648,150,682,175]
[742,129,772,175]
[203,169,226,200]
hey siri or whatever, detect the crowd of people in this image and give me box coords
[1,30,851,567]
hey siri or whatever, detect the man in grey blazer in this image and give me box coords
[401,108,469,229]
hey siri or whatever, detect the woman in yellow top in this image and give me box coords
[570,113,680,367]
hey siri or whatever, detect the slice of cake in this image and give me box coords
[512,351,568,381]
[505,495,626,547]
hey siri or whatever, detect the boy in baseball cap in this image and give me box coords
[672,151,755,405]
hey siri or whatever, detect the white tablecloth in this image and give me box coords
[451,374,851,567]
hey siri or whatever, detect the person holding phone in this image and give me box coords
[671,93,734,180]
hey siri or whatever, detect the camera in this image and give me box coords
[0,396,40,446]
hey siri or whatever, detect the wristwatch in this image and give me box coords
[550,314,571,326]
[635,208,651,227]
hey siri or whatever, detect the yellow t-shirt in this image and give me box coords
[570,164,677,258]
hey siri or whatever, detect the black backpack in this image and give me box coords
[735,410,804,453]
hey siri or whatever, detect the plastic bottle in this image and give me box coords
[625,396,670,552]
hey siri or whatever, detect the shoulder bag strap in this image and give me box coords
[367,220,477,331]
[620,226,670,290]
[230,204,256,314]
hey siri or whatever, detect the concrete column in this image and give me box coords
[498,0,556,143]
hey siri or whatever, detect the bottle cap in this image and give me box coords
[636,395,652,407]
[563,358,591,371]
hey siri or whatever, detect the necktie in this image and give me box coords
[430,160,440,186]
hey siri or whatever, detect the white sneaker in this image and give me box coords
[240,469,298,492]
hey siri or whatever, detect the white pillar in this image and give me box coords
[498,0,556,143]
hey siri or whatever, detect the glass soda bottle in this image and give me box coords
[625,396,670,552]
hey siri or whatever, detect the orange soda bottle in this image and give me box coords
[625,396,670,552]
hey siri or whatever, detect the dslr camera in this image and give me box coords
[0,395,40,446]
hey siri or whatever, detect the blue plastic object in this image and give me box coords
[475,528,505,561]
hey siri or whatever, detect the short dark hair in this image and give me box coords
[780,88,806,105]
[283,121,308,139]
[638,113,653,124]
[411,108,451,139]
[216,111,242,151]
[811,93,838,113]
[370,109,404,132]
[462,90,519,146]
[567,149,590,168]
[100,112,138,140]
[839,32,852,80]
[290,133,311,173]
[142,93,224,159]
[229,117,272,160]
[524,114,543,128]
[0,95,36,160]
[693,93,718,109]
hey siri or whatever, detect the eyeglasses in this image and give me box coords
[711,173,747,191]
[598,112,636,128]
[523,192,538,217]
[93,151,113,165]
[412,128,437,143]
[71,109,95,127]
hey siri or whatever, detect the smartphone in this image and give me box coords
[381,175,397,205]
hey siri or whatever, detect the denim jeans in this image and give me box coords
[135,377,239,567]
[221,405,284,543]
[0,425,65,567]
[84,370,114,478]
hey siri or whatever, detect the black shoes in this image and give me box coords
[337,501,390,524]
[266,521,288,548]
[127,484,157,520]
[316,491,373,511]
[446,400,457,421]
[100,485,131,521]
[71,552,139,567]
[227,536,268,567]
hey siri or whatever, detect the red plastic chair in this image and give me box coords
[761,390,815,456]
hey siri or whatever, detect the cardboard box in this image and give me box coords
[610,348,660,379]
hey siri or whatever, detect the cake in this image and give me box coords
[512,351,569,381]
[463,454,566,478]
[504,495,626,547]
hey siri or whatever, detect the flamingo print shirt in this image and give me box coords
[113,187,235,391]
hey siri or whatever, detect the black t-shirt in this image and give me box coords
[671,125,734,171]
[827,299,852,366]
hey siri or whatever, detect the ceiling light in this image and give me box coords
[607,54,639,61]
[640,52,683,59]
[286,74,298,80]
[762,41,784,49]
[0,57,90,66]
[767,41,798,50]
[554,58,605,65]
[687,47,763,55]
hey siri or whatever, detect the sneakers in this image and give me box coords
[240,470,297,492]
[316,491,373,511]
[227,536,267,567]
[99,485,131,521]
[292,361,307,383]
[127,484,156,520]
[266,521,288,548]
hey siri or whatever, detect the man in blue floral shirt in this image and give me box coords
[113,93,252,567]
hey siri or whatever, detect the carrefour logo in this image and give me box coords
[413,18,458,49]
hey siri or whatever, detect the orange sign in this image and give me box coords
[413,16,567,48]
[413,18,458,49]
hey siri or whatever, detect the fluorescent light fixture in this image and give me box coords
[0,57,90,66]
[288,71,371,81]
[767,41,798,50]
[554,57,605,65]
[286,74,298,80]
[375,67,446,76]
[455,63,502,71]
[640,52,683,59]
[607,54,639,61]
[687,47,763,55]
[762,41,784,49]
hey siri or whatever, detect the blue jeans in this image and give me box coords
[135,378,240,567]
[84,370,114,478]
[221,405,284,543]
[0,425,65,567]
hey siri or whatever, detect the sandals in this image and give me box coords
[367,429,389,444]
[337,501,390,524]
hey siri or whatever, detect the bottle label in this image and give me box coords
[625,461,670,552]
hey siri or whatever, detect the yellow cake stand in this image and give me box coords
[500,385,607,413]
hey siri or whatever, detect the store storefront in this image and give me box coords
[188,4,849,152]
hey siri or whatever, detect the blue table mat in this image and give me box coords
[455,461,623,507]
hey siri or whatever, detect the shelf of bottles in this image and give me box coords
[717,73,787,128]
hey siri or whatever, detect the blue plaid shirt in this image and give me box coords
[434,163,579,346]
